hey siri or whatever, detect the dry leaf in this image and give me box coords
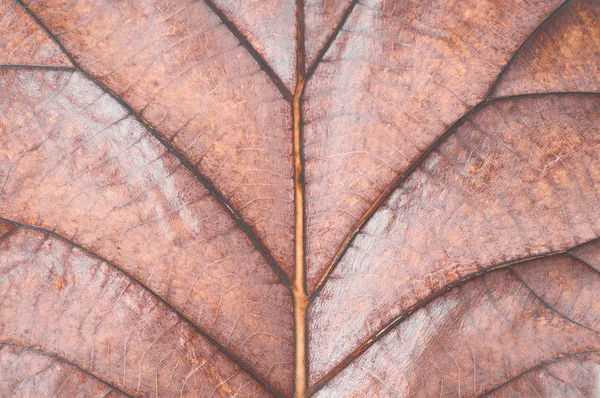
[1,0,599,396]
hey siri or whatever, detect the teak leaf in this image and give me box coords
[0,0,599,397]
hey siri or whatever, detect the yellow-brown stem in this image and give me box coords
[293,74,307,397]
[294,1,307,396]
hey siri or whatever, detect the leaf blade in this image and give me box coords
[309,94,600,386]
[0,343,129,397]
[312,251,600,396]
[0,68,293,394]
[23,0,296,277]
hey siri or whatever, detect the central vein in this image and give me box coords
[293,1,308,397]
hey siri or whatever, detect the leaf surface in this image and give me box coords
[309,93,600,386]
[303,0,564,290]
[1,0,600,396]
[0,344,125,397]
[491,0,600,97]
[0,68,292,394]
[0,0,70,66]
[0,224,271,396]
[312,249,600,396]
[24,0,297,277]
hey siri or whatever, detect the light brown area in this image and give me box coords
[309,95,600,386]
[487,352,600,397]
[304,0,354,67]
[211,0,297,87]
[0,228,271,397]
[25,0,296,277]
[302,0,564,292]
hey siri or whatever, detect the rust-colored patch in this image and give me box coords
[51,277,64,290]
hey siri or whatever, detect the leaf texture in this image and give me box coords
[1,0,600,396]
[308,94,600,386]
[0,69,292,394]
[491,0,600,97]
[24,0,297,278]
[0,0,70,67]
[303,0,564,291]
[0,225,271,396]
[0,344,125,397]
[312,249,600,396]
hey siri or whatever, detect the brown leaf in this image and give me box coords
[491,0,600,97]
[303,0,564,290]
[309,94,600,387]
[0,344,125,397]
[0,0,70,67]
[0,0,599,396]
[24,0,297,278]
[312,251,600,396]
[0,68,292,394]
[0,226,269,396]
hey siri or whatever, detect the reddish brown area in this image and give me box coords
[0,0,70,66]
[1,0,599,396]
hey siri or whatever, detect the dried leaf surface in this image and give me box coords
[0,344,124,397]
[0,225,270,396]
[1,0,599,396]
[309,94,600,385]
[0,0,70,66]
[312,251,600,396]
[0,69,292,394]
